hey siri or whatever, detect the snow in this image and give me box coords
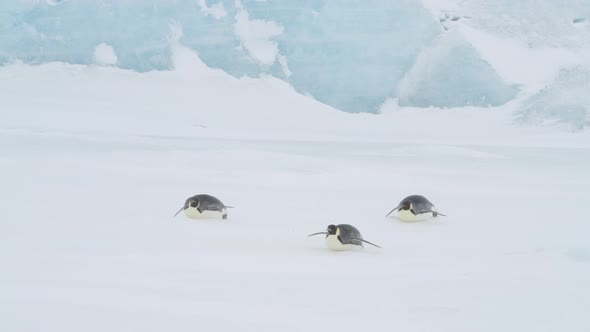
[2,44,590,331]
[518,65,590,131]
[457,25,581,89]
[45,0,65,6]
[396,29,517,107]
[197,0,227,20]
[234,0,284,66]
[93,43,118,66]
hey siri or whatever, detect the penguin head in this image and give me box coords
[326,224,338,235]
[400,200,412,211]
[174,197,201,217]
[188,198,200,208]
[307,224,338,238]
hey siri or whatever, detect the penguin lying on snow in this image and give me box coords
[308,224,381,250]
[174,194,232,220]
[386,195,446,222]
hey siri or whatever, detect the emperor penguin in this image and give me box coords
[385,195,446,222]
[174,194,231,220]
[308,224,381,251]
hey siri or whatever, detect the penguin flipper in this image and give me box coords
[415,207,446,217]
[338,235,364,247]
[201,203,225,212]
[413,204,442,216]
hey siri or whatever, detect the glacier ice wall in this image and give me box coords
[1,0,589,123]
[243,0,442,112]
[0,0,521,113]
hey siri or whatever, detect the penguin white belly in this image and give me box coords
[325,235,361,251]
[398,210,434,222]
[184,207,227,219]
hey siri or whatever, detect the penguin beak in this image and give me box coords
[385,204,402,217]
[173,206,185,217]
[307,232,328,237]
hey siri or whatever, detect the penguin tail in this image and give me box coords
[434,211,447,217]
[224,206,235,209]
[353,238,382,249]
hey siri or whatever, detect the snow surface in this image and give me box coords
[2,45,590,331]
